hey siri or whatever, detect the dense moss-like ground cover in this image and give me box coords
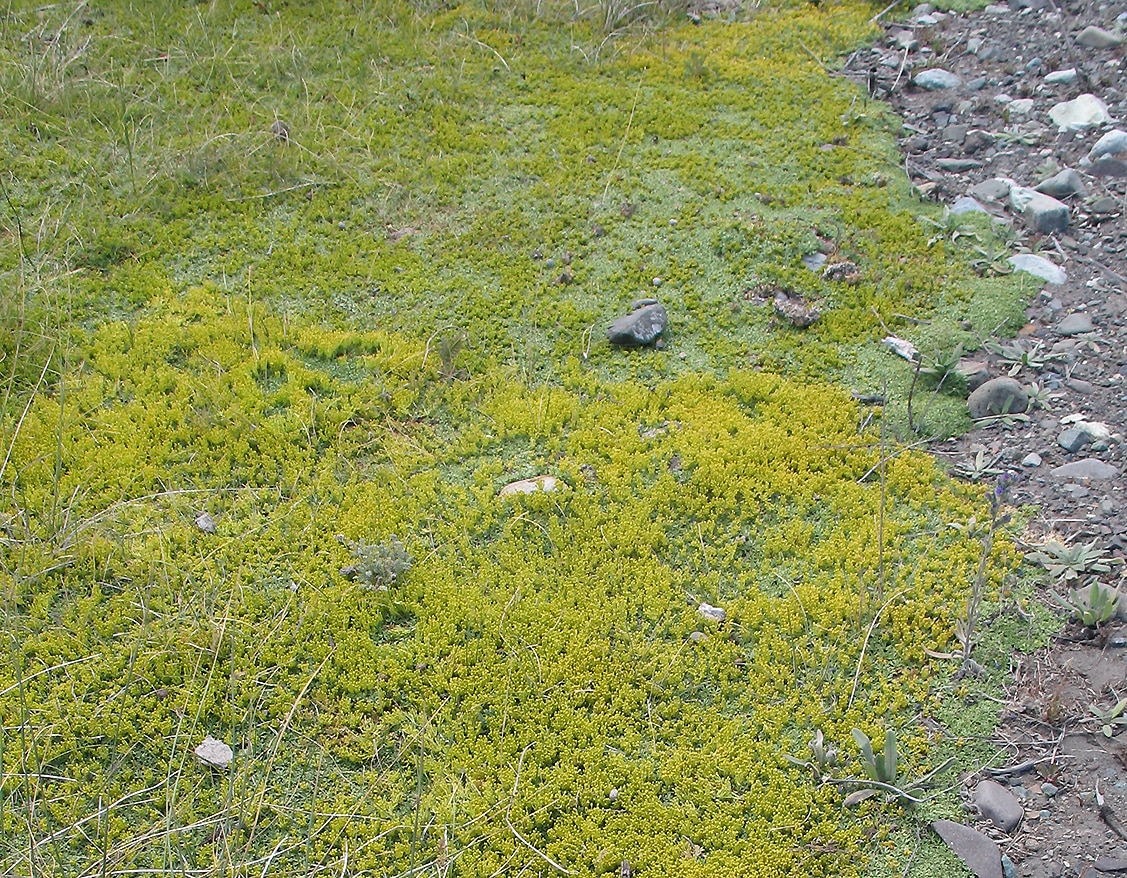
[2,1,1048,876]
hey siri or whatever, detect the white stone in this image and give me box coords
[882,335,919,361]
[195,736,234,770]
[195,511,217,533]
[1009,254,1067,285]
[1089,129,1127,161]
[1048,94,1112,131]
[1045,68,1078,85]
[1022,452,1043,467]
[698,603,726,622]
[915,69,962,90]
[499,475,560,497]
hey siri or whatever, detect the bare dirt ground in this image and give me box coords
[845,1,1127,873]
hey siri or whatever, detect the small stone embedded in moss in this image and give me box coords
[772,290,821,328]
[607,302,668,347]
[499,474,559,497]
[194,735,234,770]
[195,510,217,533]
[698,603,726,622]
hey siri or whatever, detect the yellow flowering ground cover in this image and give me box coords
[1,1,1049,876]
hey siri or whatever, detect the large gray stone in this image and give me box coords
[976,780,1024,832]
[1035,168,1085,199]
[1050,459,1119,480]
[968,377,1029,419]
[915,69,962,90]
[1010,187,1069,233]
[1059,427,1092,453]
[1089,129,1127,162]
[1049,94,1112,130]
[1057,312,1095,335]
[931,820,1003,878]
[1076,25,1124,48]
[607,302,668,347]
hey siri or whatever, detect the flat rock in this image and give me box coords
[1090,129,1127,162]
[1035,168,1085,199]
[607,302,668,347]
[937,158,983,172]
[1094,854,1127,872]
[915,69,962,90]
[1076,25,1124,47]
[1045,68,1079,85]
[499,475,560,497]
[195,736,234,770]
[1050,459,1119,480]
[931,820,1003,878]
[195,511,217,534]
[952,196,989,215]
[1049,94,1112,131]
[970,178,1012,202]
[969,377,1028,419]
[1009,254,1067,284]
[1057,312,1094,335]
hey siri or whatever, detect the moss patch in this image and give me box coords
[1,1,1047,876]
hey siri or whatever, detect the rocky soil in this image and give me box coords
[843,0,1127,874]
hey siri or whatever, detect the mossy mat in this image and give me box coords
[1,1,1049,875]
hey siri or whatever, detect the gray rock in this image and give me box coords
[937,158,983,172]
[957,359,992,391]
[1076,25,1124,48]
[1022,452,1043,467]
[1089,129,1127,161]
[1094,854,1127,872]
[1091,196,1121,216]
[931,820,1003,878]
[607,302,668,347]
[1059,427,1092,452]
[970,178,1012,202]
[1002,855,1017,878]
[916,69,962,90]
[1050,459,1119,480]
[195,736,234,770]
[1040,782,1059,798]
[195,511,217,534]
[1049,94,1112,130]
[952,196,988,215]
[894,29,919,50]
[968,377,1029,419]
[1006,98,1035,116]
[1009,254,1067,284]
[976,779,1024,832]
[1057,312,1094,335]
[1045,68,1078,85]
[1011,187,1069,233]
[1035,168,1086,199]
[1091,158,1127,178]
[802,252,827,271]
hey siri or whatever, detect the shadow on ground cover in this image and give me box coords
[1,1,1049,876]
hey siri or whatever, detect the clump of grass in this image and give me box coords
[337,533,412,589]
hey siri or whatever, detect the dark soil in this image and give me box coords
[847,1,1127,874]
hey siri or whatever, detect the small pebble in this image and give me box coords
[1022,452,1043,467]
[1040,782,1059,797]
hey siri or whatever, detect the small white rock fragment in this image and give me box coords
[1022,452,1042,467]
[1045,68,1078,85]
[195,511,217,534]
[882,335,919,362]
[499,475,559,497]
[1048,94,1112,131]
[914,69,962,90]
[609,787,619,802]
[1009,254,1067,285]
[195,736,234,770]
[698,603,726,622]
